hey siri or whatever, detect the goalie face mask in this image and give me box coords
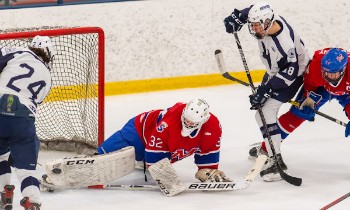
[181,98,210,137]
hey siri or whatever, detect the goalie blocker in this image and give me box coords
[42,146,135,191]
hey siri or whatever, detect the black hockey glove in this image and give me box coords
[249,85,272,110]
[224,9,247,33]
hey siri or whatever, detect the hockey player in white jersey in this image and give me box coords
[224,2,310,181]
[0,35,54,210]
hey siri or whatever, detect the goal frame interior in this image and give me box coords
[0,26,105,147]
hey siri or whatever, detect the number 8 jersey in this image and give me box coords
[0,47,52,116]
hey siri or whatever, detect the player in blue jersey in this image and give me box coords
[224,2,310,181]
[0,35,54,210]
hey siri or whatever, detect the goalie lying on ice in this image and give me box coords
[41,98,232,195]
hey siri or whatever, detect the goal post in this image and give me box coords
[0,26,105,154]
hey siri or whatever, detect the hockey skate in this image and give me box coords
[20,197,41,210]
[248,143,268,160]
[1,185,15,210]
[260,154,288,182]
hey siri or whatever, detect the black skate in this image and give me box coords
[1,185,15,210]
[20,197,41,210]
[260,154,288,182]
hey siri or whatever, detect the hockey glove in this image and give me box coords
[300,91,323,110]
[249,85,272,110]
[298,106,315,121]
[345,123,350,137]
[224,9,247,33]
[195,169,233,182]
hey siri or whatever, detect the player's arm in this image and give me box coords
[299,54,329,110]
[303,51,326,93]
[194,120,232,182]
[194,142,220,170]
[194,119,222,170]
[336,95,350,137]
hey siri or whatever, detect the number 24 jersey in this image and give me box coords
[0,47,52,116]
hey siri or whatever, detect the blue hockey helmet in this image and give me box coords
[321,48,348,87]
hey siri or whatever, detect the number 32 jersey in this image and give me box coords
[135,102,222,170]
[0,47,52,116]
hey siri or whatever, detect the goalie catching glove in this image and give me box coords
[195,169,233,182]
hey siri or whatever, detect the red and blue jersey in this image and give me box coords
[303,48,350,117]
[304,48,350,96]
[134,102,222,170]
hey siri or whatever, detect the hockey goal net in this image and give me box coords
[0,26,105,154]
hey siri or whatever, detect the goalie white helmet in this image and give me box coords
[29,35,55,65]
[181,98,210,137]
[248,2,275,39]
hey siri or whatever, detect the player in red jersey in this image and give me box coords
[250,48,350,181]
[97,98,232,182]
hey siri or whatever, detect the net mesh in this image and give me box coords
[0,26,104,154]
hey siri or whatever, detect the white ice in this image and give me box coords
[9,84,350,209]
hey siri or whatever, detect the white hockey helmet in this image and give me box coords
[181,98,210,137]
[248,2,275,39]
[29,35,55,64]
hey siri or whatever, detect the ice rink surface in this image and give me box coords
[10,85,350,209]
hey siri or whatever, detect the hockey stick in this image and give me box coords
[289,101,347,127]
[230,32,302,186]
[320,192,350,210]
[215,49,347,128]
[89,182,243,191]
[88,154,267,193]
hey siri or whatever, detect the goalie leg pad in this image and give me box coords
[44,146,135,189]
[148,158,186,197]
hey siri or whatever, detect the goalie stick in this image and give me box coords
[88,155,267,193]
[219,33,302,186]
[215,49,347,128]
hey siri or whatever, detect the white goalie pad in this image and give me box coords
[44,146,135,189]
[148,158,186,197]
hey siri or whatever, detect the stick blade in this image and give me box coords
[214,49,221,55]
[214,49,227,74]
[278,165,302,186]
[244,155,267,183]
